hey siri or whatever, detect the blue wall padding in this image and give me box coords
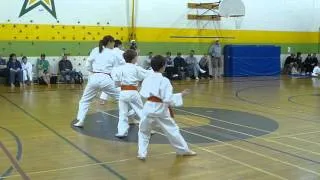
[224,45,281,77]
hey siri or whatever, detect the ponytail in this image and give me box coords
[99,40,103,53]
[98,35,115,53]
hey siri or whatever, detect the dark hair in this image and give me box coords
[151,55,166,72]
[190,50,195,53]
[9,53,16,61]
[99,35,115,53]
[41,53,46,57]
[22,56,27,60]
[123,49,137,63]
[166,52,171,56]
[148,52,153,55]
[114,40,122,48]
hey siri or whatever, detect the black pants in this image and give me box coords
[200,65,209,78]
[305,64,315,73]
[165,67,177,79]
[9,70,23,84]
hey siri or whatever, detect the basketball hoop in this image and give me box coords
[219,0,245,29]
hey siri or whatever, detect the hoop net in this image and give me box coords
[234,16,244,29]
[219,0,245,29]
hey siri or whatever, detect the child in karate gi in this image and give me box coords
[112,49,152,137]
[137,55,196,160]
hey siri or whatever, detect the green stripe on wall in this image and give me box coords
[0,41,318,56]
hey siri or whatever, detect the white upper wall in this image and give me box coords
[136,0,320,31]
[0,0,129,26]
[0,0,319,31]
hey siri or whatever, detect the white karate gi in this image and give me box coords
[22,61,33,82]
[312,66,320,77]
[138,72,191,158]
[75,47,121,126]
[112,63,151,136]
[100,47,126,101]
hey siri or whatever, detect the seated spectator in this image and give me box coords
[199,54,210,78]
[291,64,299,75]
[165,52,176,79]
[283,53,295,74]
[312,63,320,77]
[185,50,206,80]
[0,55,7,77]
[21,56,33,85]
[311,53,319,69]
[143,52,153,70]
[294,52,303,73]
[59,54,74,83]
[37,54,50,85]
[173,52,187,79]
[304,54,313,75]
[7,53,23,88]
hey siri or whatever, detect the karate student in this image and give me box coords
[137,55,196,160]
[312,63,320,77]
[73,35,121,127]
[99,40,125,105]
[98,40,137,123]
[112,49,152,137]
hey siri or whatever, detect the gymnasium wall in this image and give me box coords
[0,0,319,76]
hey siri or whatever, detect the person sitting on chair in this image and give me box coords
[311,53,319,69]
[283,53,295,74]
[7,53,23,88]
[294,52,303,73]
[185,50,206,80]
[199,54,210,78]
[21,56,33,85]
[59,54,74,83]
[164,52,176,79]
[173,52,187,80]
[0,55,7,78]
[37,54,51,86]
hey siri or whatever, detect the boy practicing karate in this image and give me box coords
[111,49,152,137]
[137,55,196,160]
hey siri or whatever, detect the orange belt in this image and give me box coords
[121,85,138,91]
[147,96,174,118]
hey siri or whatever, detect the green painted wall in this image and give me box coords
[0,41,318,57]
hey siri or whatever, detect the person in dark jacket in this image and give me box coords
[59,54,74,83]
[283,53,295,74]
[304,54,313,75]
[164,52,176,79]
[173,52,187,79]
[7,53,23,88]
[310,53,319,73]
[294,52,303,73]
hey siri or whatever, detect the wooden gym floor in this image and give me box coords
[0,76,319,180]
